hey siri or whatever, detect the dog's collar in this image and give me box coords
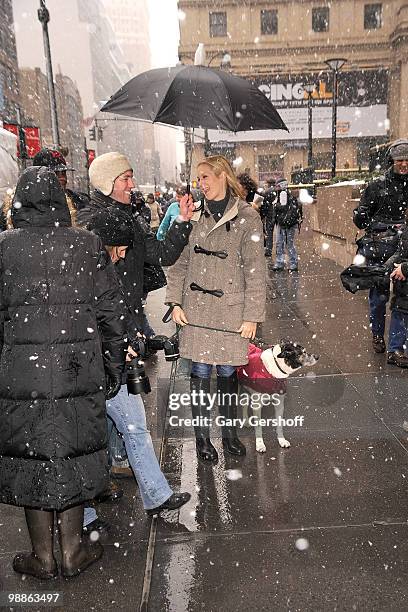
[261,345,294,379]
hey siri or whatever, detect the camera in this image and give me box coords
[126,360,151,396]
[145,333,179,361]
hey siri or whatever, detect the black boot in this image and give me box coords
[58,504,103,578]
[13,508,58,580]
[217,373,246,456]
[190,375,218,463]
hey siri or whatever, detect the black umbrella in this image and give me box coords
[101,65,288,133]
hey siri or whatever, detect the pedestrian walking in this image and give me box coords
[0,166,126,579]
[156,188,186,240]
[166,155,266,464]
[353,139,408,355]
[131,190,151,224]
[146,192,163,233]
[272,178,302,272]
[262,178,276,257]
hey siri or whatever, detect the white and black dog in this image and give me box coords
[237,342,319,453]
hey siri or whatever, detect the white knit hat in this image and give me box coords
[89,152,132,196]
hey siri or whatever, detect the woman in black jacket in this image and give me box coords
[0,167,126,579]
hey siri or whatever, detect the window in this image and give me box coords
[364,4,382,29]
[312,7,329,32]
[261,9,278,35]
[209,11,227,37]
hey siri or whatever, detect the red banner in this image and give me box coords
[87,149,96,166]
[3,123,41,158]
[24,126,41,158]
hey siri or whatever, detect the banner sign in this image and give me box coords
[205,69,388,142]
[255,69,387,108]
[3,123,41,158]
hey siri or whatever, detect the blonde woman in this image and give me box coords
[166,156,266,464]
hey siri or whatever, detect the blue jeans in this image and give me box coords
[274,225,298,269]
[107,417,127,463]
[388,310,408,352]
[84,506,97,527]
[106,386,172,510]
[191,362,236,378]
[369,286,390,337]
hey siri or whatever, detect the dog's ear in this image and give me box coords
[277,347,295,359]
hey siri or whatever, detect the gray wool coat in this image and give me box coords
[165,195,266,365]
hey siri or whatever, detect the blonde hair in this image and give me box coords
[197,155,246,199]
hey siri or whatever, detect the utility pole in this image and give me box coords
[38,0,60,148]
[16,106,28,170]
[303,84,315,169]
[325,58,347,179]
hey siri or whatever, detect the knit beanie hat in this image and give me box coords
[388,139,408,161]
[275,178,288,190]
[87,208,133,246]
[89,152,132,196]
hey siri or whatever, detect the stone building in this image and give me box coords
[19,68,88,192]
[0,0,20,124]
[178,0,406,181]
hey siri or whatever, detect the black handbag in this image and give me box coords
[143,262,167,293]
[356,225,402,263]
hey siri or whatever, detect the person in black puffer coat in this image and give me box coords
[353,139,408,355]
[0,166,126,580]
[77,152,194,328]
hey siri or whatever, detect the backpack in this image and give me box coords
[276,191,302,229]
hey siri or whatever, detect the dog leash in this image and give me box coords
[162,305,265,346]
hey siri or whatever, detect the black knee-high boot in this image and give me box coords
[217,372,246,456]
[57,504,103,577]
[13,508,58,579]
[190,374,218,463]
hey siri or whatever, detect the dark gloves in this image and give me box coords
[105,373,122,400]
[102,343,126,400]
[353,206,370,230]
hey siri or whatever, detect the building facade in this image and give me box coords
[0,0,20,124]
[12,0,156,185]
[178,0,407,182]
[102,0,158,183]
[18,68,88,192]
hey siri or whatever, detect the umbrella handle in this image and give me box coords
[186,183,190,195]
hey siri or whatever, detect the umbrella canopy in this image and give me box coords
[101,65,288,133]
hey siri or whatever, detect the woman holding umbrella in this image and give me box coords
[165,155,266,464]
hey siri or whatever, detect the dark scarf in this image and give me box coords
[206,190,230,222]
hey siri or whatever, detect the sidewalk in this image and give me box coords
[1,232,408,611]
[149,232,408,611]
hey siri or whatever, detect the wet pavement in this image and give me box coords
[2,230,408,611]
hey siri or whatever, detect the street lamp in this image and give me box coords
[303,83,315,169]
[325,58,347,178]
[208,51,231,69]
[38,0,60,148]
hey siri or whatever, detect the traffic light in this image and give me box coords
[89,126,96,141]
[97,127,103,142]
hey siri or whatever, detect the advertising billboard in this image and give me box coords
[207,69,388,142]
